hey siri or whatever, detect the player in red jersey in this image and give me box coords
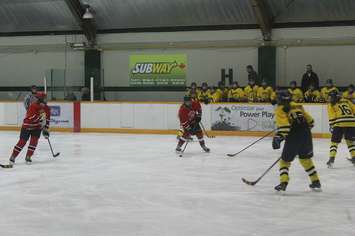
[9,92,51,165]
[176,95,210,153]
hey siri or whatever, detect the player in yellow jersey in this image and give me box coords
[304,84,321,103]
[288,81,304,103]
[208,86,222,103]
[244,78,259,102]
[320,79,338,103]
[272,90,321,192]
[228,82,246,102]
[257,81,274,102]
[216,82,229,102]
[198,82,211,104]
[185,82,200,97]
[342,84,355,104]
[326,90,355,167]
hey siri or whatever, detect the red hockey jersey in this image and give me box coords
[178,101,202,129]
[22,102,51,130]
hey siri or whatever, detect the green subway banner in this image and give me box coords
[129,54,187,86]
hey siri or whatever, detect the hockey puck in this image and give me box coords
[179,154,183,157]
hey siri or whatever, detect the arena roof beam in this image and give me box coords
[250,0,273,41]
[64,0,96,46]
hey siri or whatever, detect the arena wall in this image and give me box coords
[0,101,331,138]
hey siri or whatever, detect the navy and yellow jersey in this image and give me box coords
[342,91,355,102]
[304,89,321,102]
[275,102,314,138]
[198,90,211,102]
[217,88,229,101]
[288,88,304,103]
[228,88,245,101]
[209,91,222,102]
[244,85,259,102]
[321,86,338,102]
[257,86,274,102]
[186,88,200,96]
[328,99,355,128]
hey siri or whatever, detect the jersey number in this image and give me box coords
[339,105,352,115]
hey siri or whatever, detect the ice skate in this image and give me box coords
[326,157,335,168]
[201,145,210,153]
[274,182,288,192]
[9,156,16,166]
[25,156,32,165]
[309,180,322,192]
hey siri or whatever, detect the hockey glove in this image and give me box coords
[272,135,284,150]
[42,129,50,139]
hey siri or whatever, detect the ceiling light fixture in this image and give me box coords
[83,7,94,19]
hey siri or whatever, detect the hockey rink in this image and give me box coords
[0,131,354,236]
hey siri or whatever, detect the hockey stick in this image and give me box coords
[242,157,281,186]
[0,164,13,168]
[47,138,60,157]
[226,129,276,157]
[200,122,215,138]
[178,141,189,157]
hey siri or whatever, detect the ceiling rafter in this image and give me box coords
[250,0,273,41]
[64,0,96,46]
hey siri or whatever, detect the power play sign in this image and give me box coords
[129,55,187,87]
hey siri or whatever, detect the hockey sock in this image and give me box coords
[345,139,355,159]
[329,142,339,159]
[11,139,27,159]
[26,136,39,158]
[196,132,206,147]
[279,159,290,183]
[299,158,319,183]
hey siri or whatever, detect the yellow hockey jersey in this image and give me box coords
[288,88,304,103]
[209,91,222,103]
[257,86,274,102]
[342,91,355,102]
[217,88,229,101]
[304,89,321,102]
[275,102,314,138]
[320,86,338,102]
[198,90,211,102]
[228,88,245,101]
[244,85,259,102]
[328,99,355,128]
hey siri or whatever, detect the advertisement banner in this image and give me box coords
[129,54,187,87]
[211,104,276,131]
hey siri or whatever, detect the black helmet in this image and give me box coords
[277,90,291,104]
[329,90,340,104]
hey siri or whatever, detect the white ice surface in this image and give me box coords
[0,131,354,236]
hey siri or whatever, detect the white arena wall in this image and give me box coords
[0,101,331,138]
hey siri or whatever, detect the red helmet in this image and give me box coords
[35,92,47,99]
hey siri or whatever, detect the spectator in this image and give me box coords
[301,64,319,92]
[246,65,259,85]
[228,82,245,102]
[270,86,281,105]
[244,78,259,102]
[257,80,274,102]
[342,84,355,103]
[217,81,229,102]
[197,82,210,104]
[288,81,304,102]
[320,79,338,102]
[81,87,91,101]
[304,84,321,103]
[24,85,38,110]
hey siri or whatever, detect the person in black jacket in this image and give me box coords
[301,64,319,92]
[246,65,259,85]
